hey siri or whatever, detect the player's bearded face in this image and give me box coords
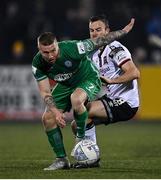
[89,20,109,39]
[38,41,59,64]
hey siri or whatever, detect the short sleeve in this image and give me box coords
[109,42,132,67]
[32,65,47,81]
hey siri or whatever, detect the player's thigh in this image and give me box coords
[98,95,138,123]
[77,79,101,101]
[51,83,73,111]
[88,100,107,118]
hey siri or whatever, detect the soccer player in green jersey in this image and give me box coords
[32,18,134,170]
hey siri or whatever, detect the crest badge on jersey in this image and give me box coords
[64,60,72,67]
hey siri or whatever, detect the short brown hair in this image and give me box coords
[38,32,56,45]
[89,14,109,28]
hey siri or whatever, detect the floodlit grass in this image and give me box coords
[0,120,161,178]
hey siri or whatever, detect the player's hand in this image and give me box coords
[122,18,135,33]
[52,108,66,128]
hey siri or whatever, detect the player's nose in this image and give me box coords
[49,53,54,59]
[92,32,99,38]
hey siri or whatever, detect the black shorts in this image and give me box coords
[98,94,138,125]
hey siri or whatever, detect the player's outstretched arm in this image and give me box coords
[122,18,135,33]
[92,18,135,48]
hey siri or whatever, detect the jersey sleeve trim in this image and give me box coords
[36,75,48,81]
[118,58,131,67]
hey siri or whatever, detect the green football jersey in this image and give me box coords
[32,39,100,87]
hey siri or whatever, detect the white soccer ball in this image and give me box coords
[73,139,100,165]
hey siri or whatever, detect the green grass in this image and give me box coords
[0,120,161,178]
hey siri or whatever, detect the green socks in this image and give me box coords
[46,110,88,157]
[46,127,66,158]
[74,110,88,139]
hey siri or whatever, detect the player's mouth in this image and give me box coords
[48,58,56,63]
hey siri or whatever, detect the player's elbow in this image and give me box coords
[133,68,140,79]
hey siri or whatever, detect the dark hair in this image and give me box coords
[89,14,109,28]
[38,32,56,45]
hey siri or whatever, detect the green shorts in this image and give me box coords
[51,78,101,112]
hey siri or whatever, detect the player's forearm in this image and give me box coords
[110,76,133,84]
[44,95,56,109]
[92,30,126,48]
[110,71,139,84]
[38,79,57,110]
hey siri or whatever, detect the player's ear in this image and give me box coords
[106,27,110,33]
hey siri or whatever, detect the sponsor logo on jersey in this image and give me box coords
[100,67,110,74]
[54,73,73,81]
[64,60,72,67]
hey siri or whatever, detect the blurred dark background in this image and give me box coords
[1,0,161,65]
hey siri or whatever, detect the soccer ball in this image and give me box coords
[73,139,100,165]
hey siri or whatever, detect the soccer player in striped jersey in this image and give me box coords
[71,15,139,168]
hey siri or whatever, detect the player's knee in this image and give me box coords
[42,111,56,129]
[42,111,48,123]
[87,104,95,118]
[70,94,83,110]
[88,109,94,118]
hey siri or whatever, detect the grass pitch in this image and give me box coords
[0,120,161,179]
